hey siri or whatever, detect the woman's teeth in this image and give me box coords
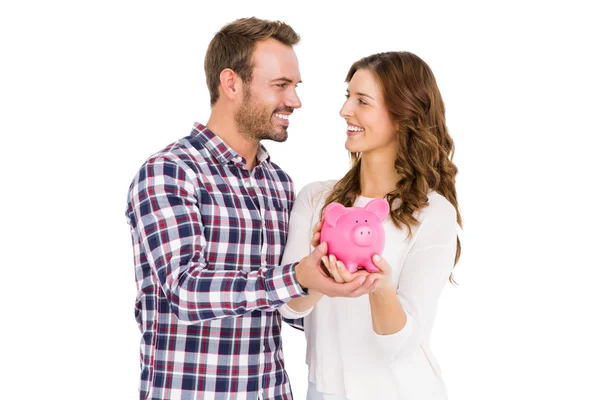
[348,125,364,132]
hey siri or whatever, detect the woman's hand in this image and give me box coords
[370,254,395,294]
[321,254,382,293]
[311,219,323,248]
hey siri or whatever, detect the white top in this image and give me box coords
[279,180,457,400]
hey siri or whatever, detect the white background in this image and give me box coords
[1,1,599,399]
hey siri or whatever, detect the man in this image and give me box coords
[126,18,370,400]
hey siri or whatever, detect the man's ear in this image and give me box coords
[219,68,242,102]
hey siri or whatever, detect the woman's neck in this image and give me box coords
[359,149,401,198]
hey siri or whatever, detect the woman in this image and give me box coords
[279,52,462,399]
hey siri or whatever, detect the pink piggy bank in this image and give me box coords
[320,199,390,273]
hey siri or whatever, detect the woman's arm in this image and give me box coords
[370,203,458,361]
[368,256,407,335]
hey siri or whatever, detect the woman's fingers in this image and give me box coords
[327,255,345,283]
[336,261,359,283]
[329,259,382,286]
[322,254,386,289]
[372,254,390,274]
[311,220,323,248]
[347,273,379,297]
[312,219,323,235]
[322,255,344,283]
[312,231,320,249]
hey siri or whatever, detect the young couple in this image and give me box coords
[126,16,461,400]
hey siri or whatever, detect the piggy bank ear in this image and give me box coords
[364,198,390,221]
[323,202,348,227]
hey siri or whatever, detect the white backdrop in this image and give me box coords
[1,1,599,399]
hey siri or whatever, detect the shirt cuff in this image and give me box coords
[278,303,314,319]
[264,262,307,304]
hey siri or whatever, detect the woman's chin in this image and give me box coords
[345,140,362,153]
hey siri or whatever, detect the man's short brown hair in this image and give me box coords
[204,17,300,107]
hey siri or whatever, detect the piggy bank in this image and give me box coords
[320,199,390,273]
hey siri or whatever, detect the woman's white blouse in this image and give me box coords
[279,181,457,400]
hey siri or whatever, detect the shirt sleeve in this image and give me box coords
[373,201,458,362]
[277,182,324,328]
[126,156,306,324]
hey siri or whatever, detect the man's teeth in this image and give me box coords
[348,125,364,132]
[274,113,289,120]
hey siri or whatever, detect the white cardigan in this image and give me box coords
[279,181,457,400]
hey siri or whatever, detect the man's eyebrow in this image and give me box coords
[346,89,375,100]
[271,77,302,84]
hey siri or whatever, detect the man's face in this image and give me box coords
[235,39,302,143]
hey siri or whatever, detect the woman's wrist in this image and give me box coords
[369,284,395,300]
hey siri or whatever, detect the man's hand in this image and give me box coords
[295,242,375,298]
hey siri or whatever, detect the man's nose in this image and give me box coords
[285,89,302,109]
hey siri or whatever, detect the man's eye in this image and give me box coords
[276,83,287,88]
[358,99,367,105]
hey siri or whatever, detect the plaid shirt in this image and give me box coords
[126,123,307,400]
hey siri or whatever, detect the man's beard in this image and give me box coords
[235,87,291,143]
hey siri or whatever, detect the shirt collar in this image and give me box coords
[192,122,271,167]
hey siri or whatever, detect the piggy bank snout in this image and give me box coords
[352,224,377,247]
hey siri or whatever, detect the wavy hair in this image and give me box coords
[323,52,462,282]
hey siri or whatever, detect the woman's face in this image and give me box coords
[340,68,397,154]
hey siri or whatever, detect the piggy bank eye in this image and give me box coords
[355,220,358,223]
[365,219,368,222]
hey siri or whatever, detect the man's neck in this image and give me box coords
[206,111,259,170]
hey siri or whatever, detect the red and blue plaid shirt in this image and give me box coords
[126,123,307,400]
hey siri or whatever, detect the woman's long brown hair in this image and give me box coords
[323,52,462,283]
